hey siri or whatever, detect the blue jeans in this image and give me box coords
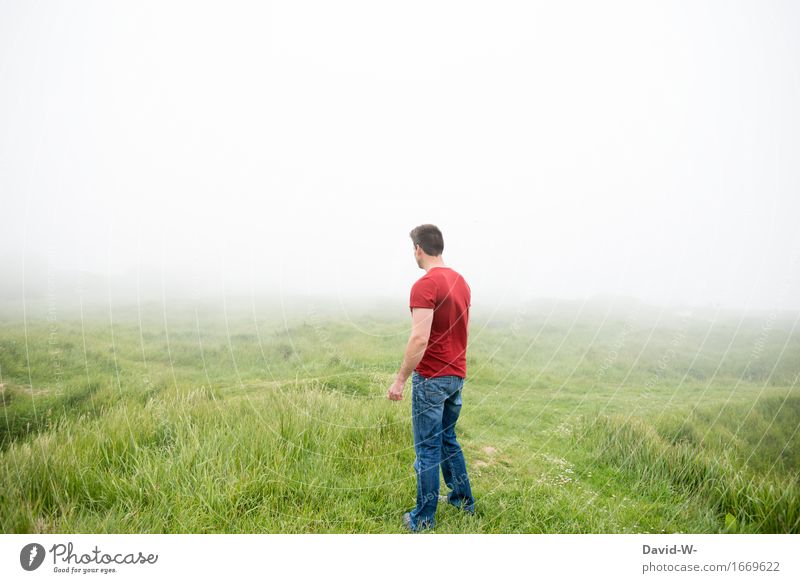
[408,370,475,531]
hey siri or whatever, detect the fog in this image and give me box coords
[2,0,799,315]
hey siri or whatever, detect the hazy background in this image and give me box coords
[2,0,799,315]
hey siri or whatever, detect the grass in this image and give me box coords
[0,296,798,533]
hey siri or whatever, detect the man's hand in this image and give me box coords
[387,378,405,401]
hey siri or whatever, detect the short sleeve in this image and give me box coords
[409,277,437,313]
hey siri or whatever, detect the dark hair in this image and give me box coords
[409,224,444,256]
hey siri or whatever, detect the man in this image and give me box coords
[387,223,476,532]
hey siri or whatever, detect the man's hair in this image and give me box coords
[409,224,444,256]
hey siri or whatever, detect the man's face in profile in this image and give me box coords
[413,244,422,268]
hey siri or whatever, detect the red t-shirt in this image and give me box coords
[409,266,471,378]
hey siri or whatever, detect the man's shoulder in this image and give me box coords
[445,269,469,289]
[411,272,435,289]
[444,267,467,282]
[412,268,468,290]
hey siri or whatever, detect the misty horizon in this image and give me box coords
[2,1,800,314]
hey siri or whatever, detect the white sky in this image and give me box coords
[2,0,799,311]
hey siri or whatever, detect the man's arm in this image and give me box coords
[397,307,434,383]
[387,307,434,400]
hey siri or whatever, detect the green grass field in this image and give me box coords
[1,297,798,533]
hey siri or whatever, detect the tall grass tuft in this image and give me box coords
[573,396,800,533]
